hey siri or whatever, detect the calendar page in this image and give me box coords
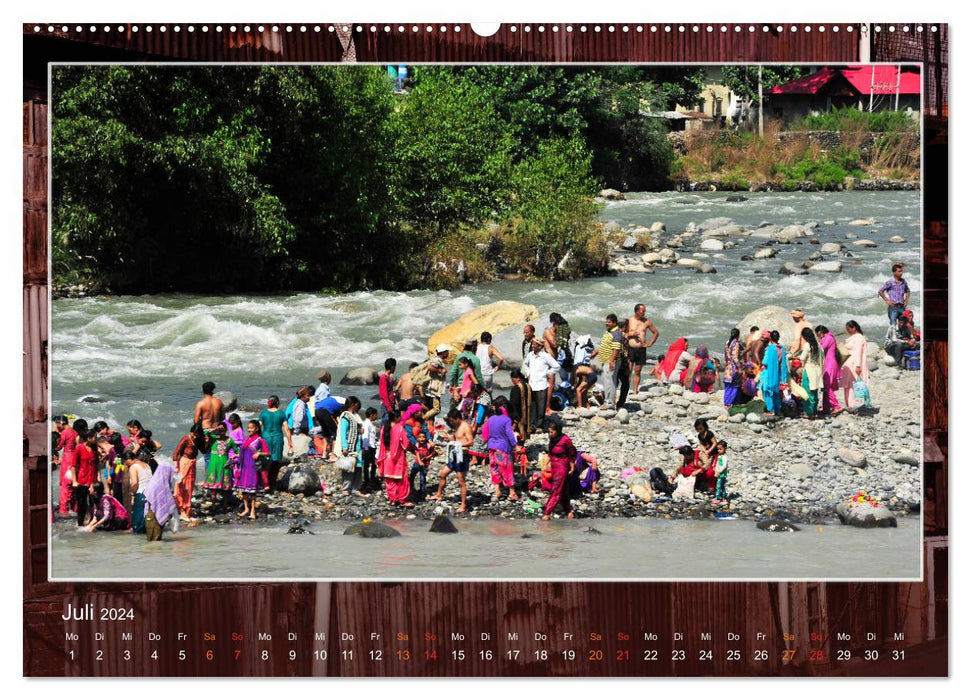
[22,20,948,678]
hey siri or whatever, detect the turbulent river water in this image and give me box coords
[50,190,921,580]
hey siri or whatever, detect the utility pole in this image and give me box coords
[758,66,764,137]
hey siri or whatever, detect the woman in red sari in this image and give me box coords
[654,337,689,383]
[377,410,414,507]
[541,417,577,521]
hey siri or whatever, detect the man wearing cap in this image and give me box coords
[788,309,812,354]
[878,262,911,327]
[522,337,561,432]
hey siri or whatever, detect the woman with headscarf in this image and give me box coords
[815,325,843,415]
[142,460,179,541]
[796,327,824,417]
[759,331,786,415]
[723,328,743,406]
[683,346,719,393]
[839,320,870,412]
[541,417,577,521]
[377,410,414,507]
[655,337,690,384]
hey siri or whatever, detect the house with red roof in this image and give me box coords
[766,65,920,124]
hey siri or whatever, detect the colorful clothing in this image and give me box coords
[488,449,514,488]
[656,338,688,382]
[839,333,869,389]
[543,434,577,517]
[144,462,178,529]
[203,437,238,490]
[798,344,823,415]
[714,455,729,500]
[818,331,842,413]
[172,434,199,517]
[760,343,785,413]
[57,427,78,515]
[377,422,411,504]
[92,494,129,531]
[237,435,268,494]
[259,408,288,462]
[575,452,600,494]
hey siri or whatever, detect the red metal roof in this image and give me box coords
[769,65,920,96]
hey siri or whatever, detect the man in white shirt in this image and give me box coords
[522,337,560,432]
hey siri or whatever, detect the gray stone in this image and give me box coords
[341,367,380,385]
[746,413,762,424]
[820,242,843,255]
[809,261,843,273]
[847,218,877,226]
[658,248,678,263]
[697,264,717,274]
[213,390,238,412]
[754,247,778,259]
[344,521,402,538]
[789,463,814,479]
[778,262,809,276]
[699,238,725,251]
[837,447,867,469]
[676,258,703,268]
[668,384,684,396]
[429,515,458,533]
[889,235,907,243]
[621,236,639,251]
[603,220,623,235]
[641,252,662,265]
[835,500,897,528]
[892,452,920,466]
[852,239,878,248]
[757,519,800,532]
[650,222,666,232]
[277,464,322,496]
[617,408,630,424]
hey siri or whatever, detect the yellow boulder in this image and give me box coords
[427,301,539,360]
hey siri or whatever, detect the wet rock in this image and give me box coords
[757,519,800,532]
[601,188,626,201]
[616,408,630,424]
[889,235,907,243]
[430,515,459,533]
[80,395,107,403]
[340,367,380,385]
[343,521,402,538]
[836,499,897,528]
[847,219,877,226]
[820,242,843,255]
[809,261,843,273]
[852,239,878,248]
[700,239,725,251]
[778,262,808,276]
[621,236,639,251]
[754,247,778,259]
[726,195,748,202]
[585,527,603,535]
[287,522,315,535]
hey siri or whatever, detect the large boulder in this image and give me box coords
[340,367,380,385]
[699,239,725,251]
[736,305,801,349]
[600,188,626,200]
[213,390,238,412]
[809,261,843,273]
[427,301,539,360]
[836,496,897,528]
[343,521,402,538]
[820,242,843,255]
[277,464,322,496]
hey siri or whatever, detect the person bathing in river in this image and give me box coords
[193,382,225,453]
[125,450,153,533]
[429,409,473,513]
[142,461,179,542]
[172,423,204,520]
[84,482,129,532]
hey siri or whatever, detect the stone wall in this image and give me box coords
[777,131,920,163]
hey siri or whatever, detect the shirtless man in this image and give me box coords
[742,326,761,364]
[429,409,473,513]
[193,381,225,449]
[627,304,660,393]
[396,362,422,402]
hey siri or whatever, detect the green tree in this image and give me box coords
[721,66,807,103]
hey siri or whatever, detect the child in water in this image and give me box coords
[712,440,729,505]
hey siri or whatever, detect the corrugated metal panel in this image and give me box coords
[23,285,48,425]
[872,24,947,115]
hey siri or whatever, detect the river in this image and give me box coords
[51,515,921,581]
[50,190,921,580]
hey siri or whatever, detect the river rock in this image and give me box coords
[576,408,594,418]
[892,452,920,466]
[621,236,639,251]
[668,384,684,396]
[277,464,322,496]
[778,262,808,276]
[676,258,703,268]
[705,224,749,238]
[809,261,843,273]
[641,252,662,265]
[428,301,539,359]
[757,519,800,532]
[852,239,878,248]
[343,521,402,538]
[726,195,748,202]
[789,463,814,479]
[837,447,867,469]
[617,408,630,424]
[340,367,380,385]
[697,265,717,274]
[847,218,877,226]
[603,220,623,235]
[746,413,762,424]
[590,416,608,428]
[700,239,725,251]
[80,395,107,403]
[889,235,907,243]
[658,248,678,263]
[650,222,666,232]
[736,305,799,348]
[773,225,808,243]
[729,413,745,423]
[430,515,459,533]
[213,390,238,412]
[754,247,778,259]
[600,188,625,200]
[820,242,843,255]
[836,499,897,528]
[700,217,734,231]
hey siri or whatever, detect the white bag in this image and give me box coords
[673,474,696,501]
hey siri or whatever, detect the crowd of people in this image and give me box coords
[53,264,918,525]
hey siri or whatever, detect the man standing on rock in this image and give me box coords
[878,262,911,328]
[522,337,560,432]
[742,326,761,365]
[627,304,659,393]
[595,314,623,409]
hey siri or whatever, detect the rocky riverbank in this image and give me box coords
[186,340,920,529]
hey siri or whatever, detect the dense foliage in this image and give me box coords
[721,66,807,103]
[52,65,703,293]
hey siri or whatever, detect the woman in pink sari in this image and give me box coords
[838,321,869,412]
[377,410,414,507]
[815,325,842,415]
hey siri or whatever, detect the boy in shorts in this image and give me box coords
[429,409,473,513]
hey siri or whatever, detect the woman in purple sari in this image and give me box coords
[237,421,269,520]
[143,461,178,542]
[815,325,843,415]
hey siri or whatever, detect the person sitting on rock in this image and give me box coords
[884,314,918,368]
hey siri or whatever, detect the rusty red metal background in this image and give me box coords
[22,23,948,678]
